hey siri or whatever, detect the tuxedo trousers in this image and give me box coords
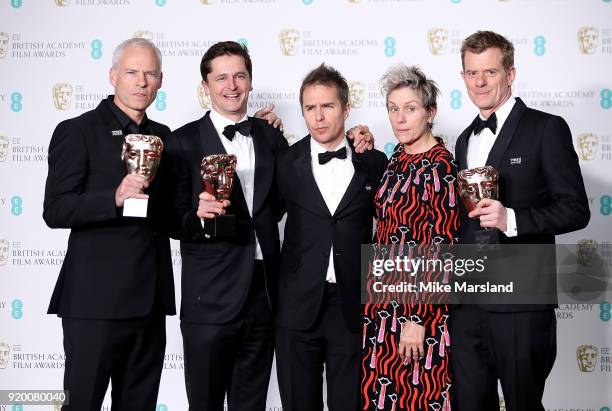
[61,310,166,411]
[449,305,557,411]
[181,261,275,411]
[275,283,361,411]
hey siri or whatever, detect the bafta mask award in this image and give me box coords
[458,166,500,244]
[200,154,237,237]
[121,134,164,218]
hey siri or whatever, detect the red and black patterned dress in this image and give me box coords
[361,140,459,411]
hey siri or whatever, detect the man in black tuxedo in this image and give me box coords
[274,64,387,411]
[166,41,287,411]
[43,38,175,410]
[450,31,590,411]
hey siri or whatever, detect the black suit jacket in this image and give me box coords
[275,137,388,332]
[44,99,176,319]
[454,97,590,311]
[167,111,287,324]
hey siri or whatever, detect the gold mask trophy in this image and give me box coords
[200,154,237,237]
[121,134,164,217]
[458,165,500,244]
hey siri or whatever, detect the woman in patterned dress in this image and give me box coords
[361,65,459,411]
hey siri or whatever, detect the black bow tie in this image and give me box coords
[318,147,347,165]
[473,112,497,135]
[222,119,252,141]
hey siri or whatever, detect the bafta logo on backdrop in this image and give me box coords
[0,136,9,162]
[576,344,598,372]
[133,30,154,41]
[427,28,448,56]
[578,27,599,54]
[52,83,73,110]
[200,0,214,3]
[0,342,9,369]
[54,0,70,5]
[0,239,9,267]
[279,29,300,56]
[349,81,365,109]
[197,84,212,110]
[577,133,599,161]
[0,32,9,59]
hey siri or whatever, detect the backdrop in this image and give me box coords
[0,0,611,410]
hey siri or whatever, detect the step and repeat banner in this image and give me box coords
[1,0,611,410]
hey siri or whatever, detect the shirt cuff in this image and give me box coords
[504,208,518,237]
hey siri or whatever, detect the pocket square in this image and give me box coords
[509,157,522,165]
[111,130,123,136]
[365,184,372,191]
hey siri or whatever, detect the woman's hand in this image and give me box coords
[398,320,425,365]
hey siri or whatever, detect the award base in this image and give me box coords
[123,198,148,218]
[204,214,236,239]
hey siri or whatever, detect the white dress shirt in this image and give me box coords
[466,97,517,237]
[310,137,354,283]
[209,109,263,259]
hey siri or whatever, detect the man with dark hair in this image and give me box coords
[298,63,350,107]
[44,37,175,410]
[274,63,387,411]
[450,30,589,411]
[166,41,287,411]
[200,41,253,82]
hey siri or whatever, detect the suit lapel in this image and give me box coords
[97,100,126,142]
[198,111,227,156]
[149,122,164,138]
[97,102,131,182]
[292,138,331,217]
[146,121,168,198]
[251,118,272,216]
[334,153,368,217]
[455,124,473,171]
[486,98,526,169]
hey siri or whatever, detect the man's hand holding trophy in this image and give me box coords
[198,154,237,238]
[118,134,164,217]
[458,165,503,244]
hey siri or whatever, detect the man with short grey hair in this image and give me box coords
[44,37,175,410]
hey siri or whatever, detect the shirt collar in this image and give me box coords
[209,109,248,138]
[105,95,149,132]
[310,136,352,160]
